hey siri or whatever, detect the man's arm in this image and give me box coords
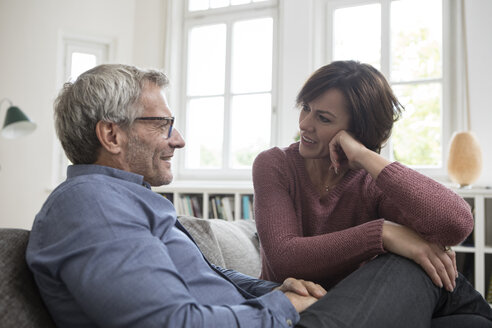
[28,182,300,328]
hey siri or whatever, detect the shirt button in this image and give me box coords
[286,319,293,326]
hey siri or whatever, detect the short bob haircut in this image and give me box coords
[296,60,403,153]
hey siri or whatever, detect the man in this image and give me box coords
[27,64,492,328]
[26,64,322,327]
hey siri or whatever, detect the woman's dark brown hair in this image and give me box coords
[296,60,403,153]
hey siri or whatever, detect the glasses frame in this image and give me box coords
[134,116,175,139]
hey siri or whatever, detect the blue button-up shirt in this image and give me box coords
[26,165,298,327]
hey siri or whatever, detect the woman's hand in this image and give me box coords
[328,130,366,172]
[328,130,391,179]
[382,221,458,292]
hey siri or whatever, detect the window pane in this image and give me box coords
[392,83,442,167]
[187,24,226,96]
[333,4,381,69]
[231,0,250,4]
[210,0,229,9]
[189,0,208,11]
[391,0,442,81]
[230,94,271,168]
[231,18,273,93]
[185,97,224,168]
[70,52,97,81]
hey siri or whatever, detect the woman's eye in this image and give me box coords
[319,115,331,123]
[302,104,310,112]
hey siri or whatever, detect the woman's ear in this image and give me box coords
[95,121,126,155]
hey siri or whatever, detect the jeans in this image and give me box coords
[296,254,492,328]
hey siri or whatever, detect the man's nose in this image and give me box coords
[168,129,185,149]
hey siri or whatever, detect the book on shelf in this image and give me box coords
[208,195,235,221]
[221,196,234,221]
[159,192,174,204]
[190,196,203,218]
[179,194,203,218]
[214,196,224,220]
[209,197,218,219]
[241,195,254,220]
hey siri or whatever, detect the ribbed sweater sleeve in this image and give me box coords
[253,144,474,288]
[375,162,474,246]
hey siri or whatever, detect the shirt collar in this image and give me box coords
[66,164,151,189]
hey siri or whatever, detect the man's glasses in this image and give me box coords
[134,116,175,139]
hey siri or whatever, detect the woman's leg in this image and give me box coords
[296,253,492,328]
[431,314,492,328]
[433,271,492,321]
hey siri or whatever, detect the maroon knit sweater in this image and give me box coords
[252,143,474,288]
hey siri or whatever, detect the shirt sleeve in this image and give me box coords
[375,162,474,246]
[213,265,281,296]
[29,181,299,328]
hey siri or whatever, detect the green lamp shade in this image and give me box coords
[1,106,37,139]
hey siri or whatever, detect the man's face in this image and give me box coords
[122,83,185,186]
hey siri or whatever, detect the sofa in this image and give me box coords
[0,216,261,327]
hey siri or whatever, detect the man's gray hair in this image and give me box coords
[54,64,169,164]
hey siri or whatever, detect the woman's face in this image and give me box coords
[298,88,351,160]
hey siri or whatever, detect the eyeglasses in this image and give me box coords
[134,116,175,139]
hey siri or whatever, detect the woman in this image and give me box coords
[253,60,492,327]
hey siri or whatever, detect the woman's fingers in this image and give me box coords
[441,246,457,288]
[417,257,443,288]
[416,245,457,292]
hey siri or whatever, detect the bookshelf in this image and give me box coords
[152,181,254,221]
[452,187,492,303]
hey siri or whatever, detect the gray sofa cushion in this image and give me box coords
[0,229,56,327]
[178,216,261,278]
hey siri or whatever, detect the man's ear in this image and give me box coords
[95,121,126,154]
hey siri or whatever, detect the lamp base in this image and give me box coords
[447,131,482,187]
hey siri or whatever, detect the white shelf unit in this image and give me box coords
[452,187,492,302]
[152,181,254,221]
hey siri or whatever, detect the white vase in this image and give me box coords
[447,131,482,187]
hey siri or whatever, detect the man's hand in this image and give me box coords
[275,278,326,313]
[275,277,326,298]
[283,291,318,313]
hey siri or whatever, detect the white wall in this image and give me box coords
[0,0,166,229]
[466,0,492,186]
[0,0,491,229]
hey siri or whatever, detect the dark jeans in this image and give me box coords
[296,254,492,328]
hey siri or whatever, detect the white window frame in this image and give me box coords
[321,0,464,181]
[52,34,113,187]
[165,0,278,181]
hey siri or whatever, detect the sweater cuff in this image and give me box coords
[363,219,386,255]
